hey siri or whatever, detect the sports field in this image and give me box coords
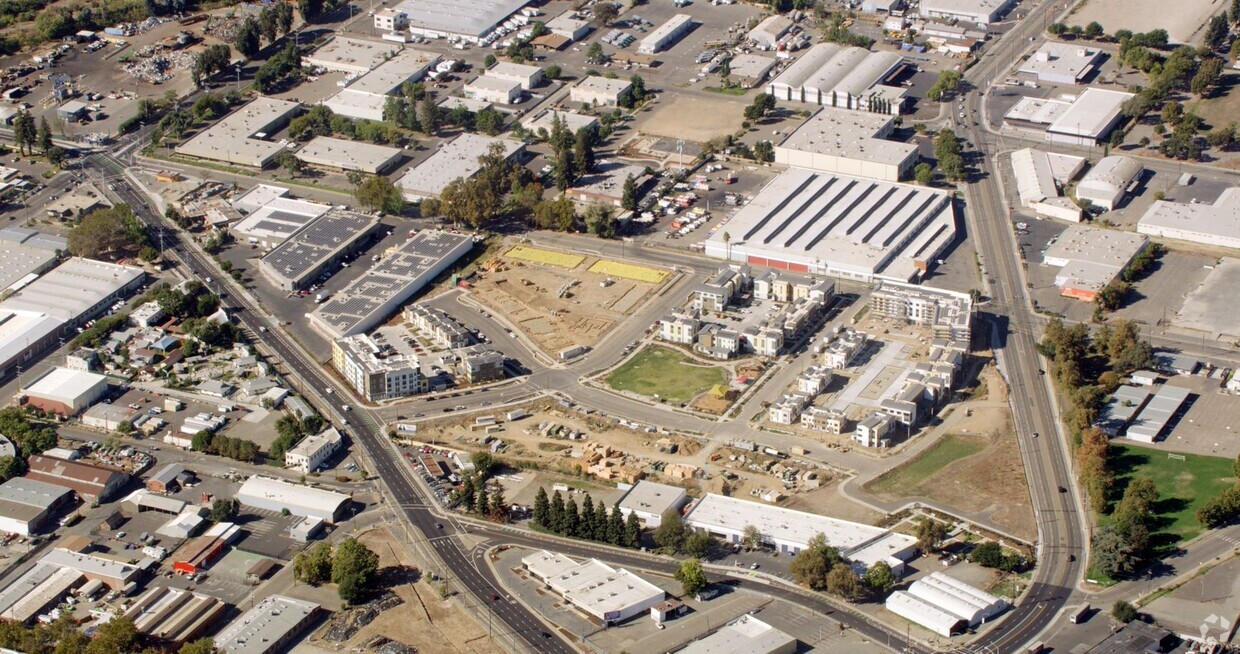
[1105,443,1236,547]
[588,260,668,284]
[606,346,727,404]
[506,246,584,269]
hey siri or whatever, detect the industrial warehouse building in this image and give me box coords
[26,455,129,503]
[125,586,230,646]
[683,494,918,563]
[257,209,381,291]
[214,595,321,654]
[728,53,779,88]
[0,257,145,379]
[485,61,544,90]
[747,14,794,49]
[463,75,525,104]
[638,14,694,55]
[1003,88,1134,146]
[1017,41,1104,85]
[766,44,907,114]
[304,36,397,75]
[570,76,632,107]
[174,97,303,168]
[0,232,58,292]
[388,0,531,43]
[1010,148,1086,222]
[230,196,333,250]
[679,616,797,654]
[0,477,74,536]
[885,572,1009,636]
[1137,187,1240,250]
[1041,225,1148,302]
[236,476,350,522]
[1076,156,1143,211]
[309,230,474,339]
[332,334,425,400]
[82,403,140,431]
[295,137,404,175]
[520,108,598,136]
[397,133,524,200]
[320,49,440,121]
[702,169,957,283]
[1125,385,1192,443]
[918,0,1015,24]
[775,107,919,182]
[20,367,108,415]
[522,551,665,624]
[616,480,688,527]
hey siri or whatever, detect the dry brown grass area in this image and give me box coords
[305,527,505,654]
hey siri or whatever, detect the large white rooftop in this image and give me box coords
[236,476,349,517]
[1043,224,1147,270]
[296,136,403,173]
[304,36,398,74]
[617,480,686,517]
[777,107,917,166]
[1,257,143,322]
[396,133,522,200]
[345,49,439,95]
[919,0,1013,21]
[1017,41,1103,83]
[769,43,904,99]
[259,209,380,286]
[520,551,664,620]
[390,0,530,38]
[175,97,302,168]
[231,196,332,245]
[23,367,107,404]
[702,168,955,282]
[0,240,57,291]
[1138,187,1240,249]
[678,616,797,654]
[1010,148,1085,205]
[214,595,320,654]
[684,493,887,552]
[520,108,598,135]
[1049,88,1133,138]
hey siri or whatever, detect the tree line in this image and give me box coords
[532,487,643,549]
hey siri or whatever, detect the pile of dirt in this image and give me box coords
[323,592,405,641]
[363,636,418,654]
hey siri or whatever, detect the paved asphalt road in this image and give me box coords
[946,1,1091,649]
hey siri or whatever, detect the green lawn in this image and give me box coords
[606,346,727,404]
[704,86,750,95]
[865,434,986,497]
[1104,443,1237,548]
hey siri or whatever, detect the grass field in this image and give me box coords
[506,246,584,269]
[588,260,668,284]
[1104,443,1236,548]
[606,346,727,404]
[865,434,988,496]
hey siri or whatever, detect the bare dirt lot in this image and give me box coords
[470,245,668,357]
[635,94,746,143]
[303,527,504,654]
[414,400,709,484]
[862,391,1037,542]
[1067,0,1223,43]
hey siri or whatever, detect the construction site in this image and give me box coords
[470,245,673,358]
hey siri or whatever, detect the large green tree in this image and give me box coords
[354,175,404,214]
[653,509,689,553]
[294,542,332,585]
[332,538,380,604]
[68,205,151,260]
[675,558,708,596]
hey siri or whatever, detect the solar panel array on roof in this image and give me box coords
[258,210,380,291]
[308,230,474,339]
